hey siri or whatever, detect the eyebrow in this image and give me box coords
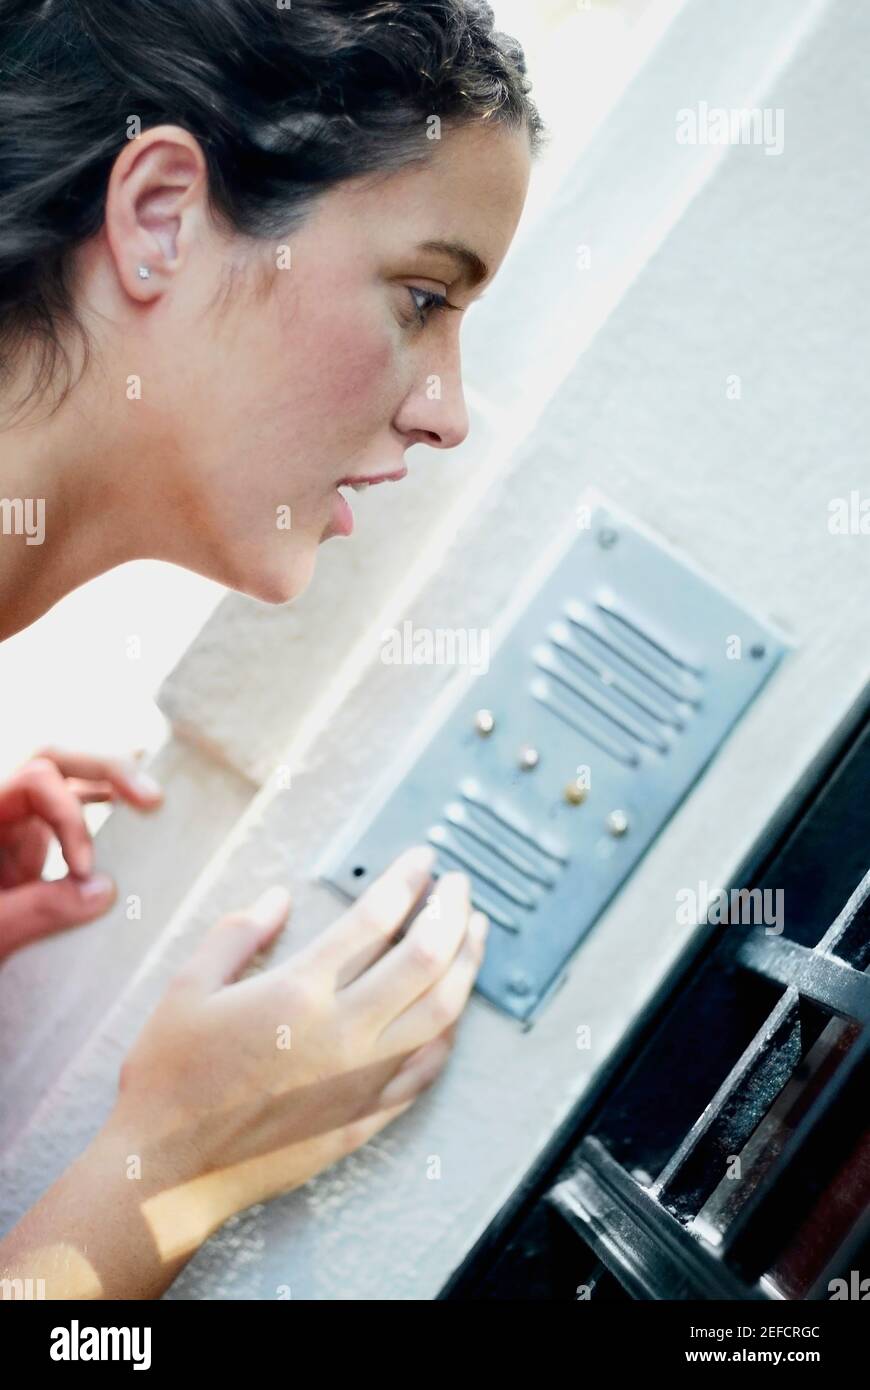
[415,239,490,290]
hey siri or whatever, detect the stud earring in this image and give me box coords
[137,265,151,280]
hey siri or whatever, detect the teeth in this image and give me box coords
[350,482,370,492]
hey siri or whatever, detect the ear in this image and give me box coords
[103,125,208,303]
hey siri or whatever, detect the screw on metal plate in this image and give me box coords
[474,708,495,735]
[564,779,589,805]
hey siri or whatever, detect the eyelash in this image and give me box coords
[406,286,460,329]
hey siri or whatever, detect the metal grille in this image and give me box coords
[550,874,870,1299]
[319,499,787,1020]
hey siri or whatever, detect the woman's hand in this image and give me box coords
[108,845,488,1269]
[0,845,488,1297]
[0,747,163,958]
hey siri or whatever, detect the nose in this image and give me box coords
[392,363,470,451]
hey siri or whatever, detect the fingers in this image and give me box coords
[0,873,116,955]
[377,912,489,1055]
[339,1028,457,1149]
[173,886,292,995]
[0,752,161,887]
[340,870,474,1028]
[306,845,436,988]
[30,747,163,811]
[251,1067,438,1201]
[66,780,116,806]
[0,759,95,878]
[377,1027,456,1109]
[271,1095,421,1194]
[336,1095,421,1159]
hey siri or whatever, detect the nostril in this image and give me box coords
[403,429,442,447]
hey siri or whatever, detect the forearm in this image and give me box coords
[0,1110,224,1300]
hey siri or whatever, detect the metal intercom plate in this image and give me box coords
[318,499,788,1023]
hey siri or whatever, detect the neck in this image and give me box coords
[0,372,141,641]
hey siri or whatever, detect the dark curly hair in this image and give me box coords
[0,0,546,407]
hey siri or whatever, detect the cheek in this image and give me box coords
[313,318,397,420]
[206,281,404,527]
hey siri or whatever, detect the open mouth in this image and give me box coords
[330,467,408,536]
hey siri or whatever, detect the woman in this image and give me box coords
[0,0,544,1298]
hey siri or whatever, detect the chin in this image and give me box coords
[233,547,318,606]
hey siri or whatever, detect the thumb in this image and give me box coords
[0,873,116,956]
[183,885,292,992]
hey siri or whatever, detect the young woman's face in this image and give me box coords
[108,121,531,602]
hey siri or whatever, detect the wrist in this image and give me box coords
[0,1110,221,1301]
[100,1102,242,1253]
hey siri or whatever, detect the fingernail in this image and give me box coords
[127,768,163,798]
[404,845,435,883]
[471,912,490,943]
[249,885,291,927]
[78,873,114,899]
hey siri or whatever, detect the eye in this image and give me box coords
[405,285,453,328]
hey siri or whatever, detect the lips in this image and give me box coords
[336,466,408,490]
